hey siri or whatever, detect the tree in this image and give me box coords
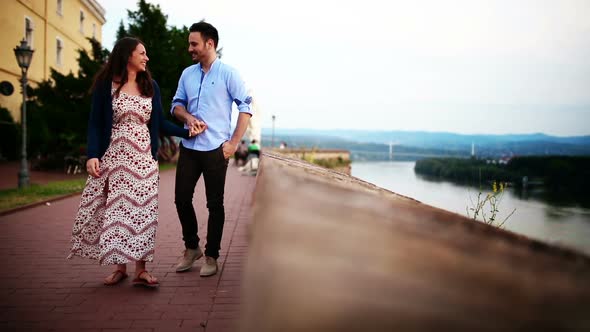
[117,1,215,163]
[117,0,193,116]
[25,0,204,168]
[0,106,19,160]
[27,38,108,168]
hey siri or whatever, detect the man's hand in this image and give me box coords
[222,141,237,159]
[173,106,207,137]
[188,122,207,136]
[186,115,207,137]
[86,158,100,178]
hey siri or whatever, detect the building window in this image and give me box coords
[57,0,63,16]
[79,10,85,33]
[56,38,63,66]
[24,17,33,46]
[92,23,96,39]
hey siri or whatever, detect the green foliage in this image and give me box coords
[117,0,193,118]
[298,148,351,169]
[0,106,19,160]
[27,38,108,167]
[24,0,199,169]
[0,163,175,212]
[506,156,590,193]
[414,158,517,186]
[311,157,352,169]
[467,181,515,227]
[415,156,590,195]
[0,178,87,212]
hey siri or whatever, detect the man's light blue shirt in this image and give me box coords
[171,59,252,151]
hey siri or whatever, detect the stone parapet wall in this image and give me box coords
[239,152,590,332]
[268,148,350,161]
[269,148,351,174]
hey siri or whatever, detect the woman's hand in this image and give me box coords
[86,158,100,178]
[187,117,207,137]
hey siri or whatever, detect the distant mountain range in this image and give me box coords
[260,129,590,161]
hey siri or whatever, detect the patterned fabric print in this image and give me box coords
[69,90,159,265]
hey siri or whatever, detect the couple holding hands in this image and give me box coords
[68,21,253,287]
[187,119,207,137]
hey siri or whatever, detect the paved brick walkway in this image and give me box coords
[0,165,256,332]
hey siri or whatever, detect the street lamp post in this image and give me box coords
[271,115,276,148]
[14,39,34,188]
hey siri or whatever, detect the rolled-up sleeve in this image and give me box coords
[170,70,188,115]
[228,69,253,115]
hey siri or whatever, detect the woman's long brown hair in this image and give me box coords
[91,37,154,97]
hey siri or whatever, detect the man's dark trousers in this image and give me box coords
[174,143,228,259]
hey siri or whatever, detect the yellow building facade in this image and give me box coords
[0,0,105,121]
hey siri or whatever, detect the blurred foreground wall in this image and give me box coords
[239,152,590,332]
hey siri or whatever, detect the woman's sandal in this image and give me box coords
[104,270,128,286]
[132,270,159,288]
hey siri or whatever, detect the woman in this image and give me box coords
[68,37,202,287]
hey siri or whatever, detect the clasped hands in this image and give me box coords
[186,116,235,159]
[187,117,207,137]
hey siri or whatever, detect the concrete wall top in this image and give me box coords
[239,152,590,331]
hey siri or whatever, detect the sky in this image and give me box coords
[98,0,590,136]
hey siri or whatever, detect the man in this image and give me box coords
[234,140,248,166]
[171,21,252,276]
[248,139,261,158]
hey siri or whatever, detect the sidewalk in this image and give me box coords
[0,164,256,332]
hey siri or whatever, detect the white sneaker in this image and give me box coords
[200,256,218,277]
[175,248,203,272]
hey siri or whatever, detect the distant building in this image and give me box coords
[0,0,106,122]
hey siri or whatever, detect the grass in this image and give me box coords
[0,178,87,212]
[0,163,178,213]
[311,157,351,170]
[159,162,176,172]
[466,181,516,228]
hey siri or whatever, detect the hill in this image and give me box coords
[261,129,590,159]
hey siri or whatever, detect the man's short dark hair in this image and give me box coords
[190,21,219,48]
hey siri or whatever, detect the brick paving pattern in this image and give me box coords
[0,165,256,332]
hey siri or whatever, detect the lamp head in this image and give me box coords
[14,39,34,70]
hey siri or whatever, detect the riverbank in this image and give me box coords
[352,161,590,255]
[414,156,590,195]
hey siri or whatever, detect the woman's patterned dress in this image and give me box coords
[69,89,159,265]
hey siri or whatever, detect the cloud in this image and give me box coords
[99,0,590,135]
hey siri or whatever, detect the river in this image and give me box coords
[351,161,590,255]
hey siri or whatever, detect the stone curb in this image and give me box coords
[0,167,179,218]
